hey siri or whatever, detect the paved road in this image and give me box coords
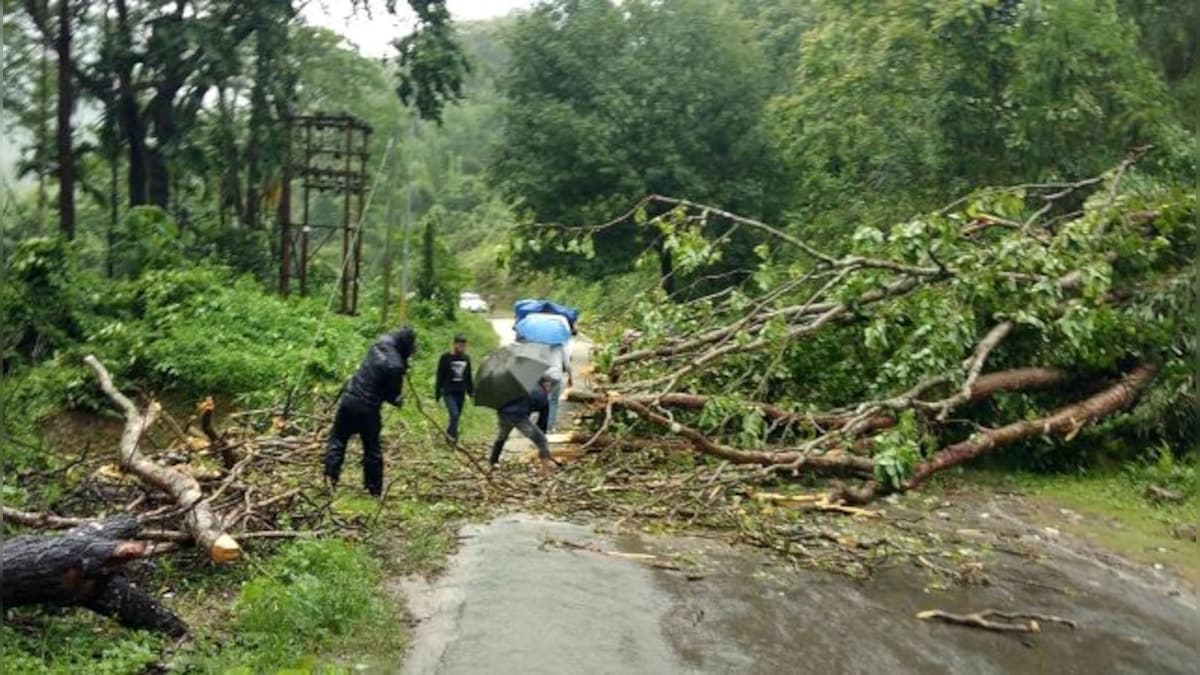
[489,317,517,347]
[397,513,1197,674]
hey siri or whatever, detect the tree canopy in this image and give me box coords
[493,0,774,280]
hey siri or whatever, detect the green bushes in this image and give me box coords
[1,222,497,491]
[0,611,163,675]
[168,539,402,673]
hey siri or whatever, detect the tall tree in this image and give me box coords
[767,0,1183,239]
[493,0,771,280]
[19,0,77,238]
[55,0,74,239]
[417,216,437,301]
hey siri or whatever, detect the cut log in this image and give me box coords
[0,516,186,635]
[84,355,241,563]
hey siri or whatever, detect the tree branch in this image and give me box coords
[83,355,241,563]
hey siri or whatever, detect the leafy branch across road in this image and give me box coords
[568,156,1194,503]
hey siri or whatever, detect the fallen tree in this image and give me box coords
[566,156,1194,502]
[84,355,241,563]
[0,517,186,635]
[1,360,356,632]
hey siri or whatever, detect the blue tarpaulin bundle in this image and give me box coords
[514,314,572,345]
[513,298,580,328]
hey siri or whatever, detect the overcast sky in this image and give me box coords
[302,0,535,57]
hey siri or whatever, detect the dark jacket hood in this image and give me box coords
[389,326,417,359]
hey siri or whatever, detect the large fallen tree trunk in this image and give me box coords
[0,516,186,635]
[834,364,1158,504]
[569,366,1072,436]
[84,355,241,563]
[572,364,1155,499]
[906,364,1156,489]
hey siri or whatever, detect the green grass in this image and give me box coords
[0,304,499,673]
[1014,471,1199,582]
[171,539,403,674]
[0,610,164,675]
[946,454,1199,583]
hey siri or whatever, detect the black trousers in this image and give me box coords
[324,400,383,496]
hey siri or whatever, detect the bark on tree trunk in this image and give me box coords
[56,0,76,239]
[657,238,674,295]
[113,0,147,206]
[905,364,1157,489]
[0,516,186,635]
[37,41,49,230]
[569,367,1072,436]
[147,148,170,208]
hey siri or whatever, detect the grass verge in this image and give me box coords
[940,457,1198,584]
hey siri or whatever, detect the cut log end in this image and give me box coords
[210,534,242,563]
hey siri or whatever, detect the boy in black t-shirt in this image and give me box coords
[434,335,474,442]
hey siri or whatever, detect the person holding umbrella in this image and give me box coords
[489,376,556,476]
[514,311,573,431]
[474,341,558,476]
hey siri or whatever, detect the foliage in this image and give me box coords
[493,0,774,280]
[393,0,471,123]
[591,170,1196,469]
[0,609,163,675]
[172,539,400,673]
[766,0,1192,244]
[109,206,187,278]
[415,206,468,319]
[872,411,928,489]
[0,237,84,365]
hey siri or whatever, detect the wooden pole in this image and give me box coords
[380,112,400,327]
[300,122,311,296]
[352,127,368,314]
[279,118,292,297]
[340,122,352,314]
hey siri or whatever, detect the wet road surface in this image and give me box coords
[398,513,1198,674]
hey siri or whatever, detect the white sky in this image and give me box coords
[302,0,535,58]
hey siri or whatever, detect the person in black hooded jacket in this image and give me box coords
[323,326,417,496]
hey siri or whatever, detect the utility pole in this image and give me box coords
[380,110,400,327]
[398,113,416,324]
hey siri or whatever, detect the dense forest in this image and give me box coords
[0,0,1196,671]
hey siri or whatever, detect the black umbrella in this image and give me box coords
[474,342,553,410]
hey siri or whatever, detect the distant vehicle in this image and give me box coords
[459,292,489,313]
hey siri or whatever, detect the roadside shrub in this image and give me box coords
[0,610,162,675]
[178,539,398,673]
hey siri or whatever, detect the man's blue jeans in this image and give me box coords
[444,392,465,441]
[547,380,563,431]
